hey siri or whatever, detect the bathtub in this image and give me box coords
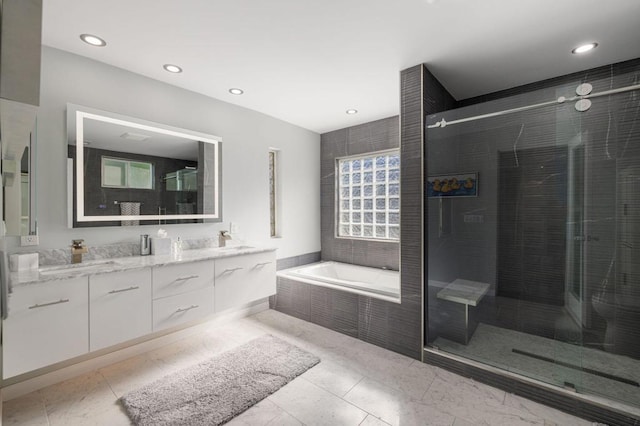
[277,261,400,302]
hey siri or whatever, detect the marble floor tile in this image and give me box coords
[360,414,393,425]
[269,376,368,426]
[503,393,592,426]
[422,368,545,425]
[227,399,302,426]
[451,418,475,426]
[98,353,165,398]
[2,309,597,426]
[39,371,126,426]
[301,358,364,397]
[344,376,455,426]
[1,392,48,426]
[144,332,211,373]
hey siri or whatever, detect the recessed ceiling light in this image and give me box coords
[80,34,106,47]
[120,132,150,141]
[346,109,358,115]
[229,88,244,95]
[163,64,183,73]
[572,43,598,54]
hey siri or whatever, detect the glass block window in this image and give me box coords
[101,157,153,189]
[337,150,400,240]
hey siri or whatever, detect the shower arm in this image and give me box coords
[427,83,640,129]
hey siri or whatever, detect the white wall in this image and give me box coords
[32,47,320,259]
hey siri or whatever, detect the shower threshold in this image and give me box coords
[512,348,639,387]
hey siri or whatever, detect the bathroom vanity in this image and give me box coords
[3,246,276,379]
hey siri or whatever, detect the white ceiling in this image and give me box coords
[42,0,640,134]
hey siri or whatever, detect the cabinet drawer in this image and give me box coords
[152,260,214,299]
[89,268,152,351]
[152,286,214,332]
[3,277,89,379]
[214,251,276,312]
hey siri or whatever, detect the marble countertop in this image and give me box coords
[10,245,276,289]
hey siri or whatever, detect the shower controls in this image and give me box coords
[576,83,593,96]
[575,98,592,112]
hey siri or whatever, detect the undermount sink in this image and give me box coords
[217,245,254,251]
[39,260,119,275]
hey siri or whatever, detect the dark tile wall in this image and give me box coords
[320,116,400,270]
[275,251,321,271]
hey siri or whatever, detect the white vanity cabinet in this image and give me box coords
[3,277,89,379]
[3,248,276,379]
[89,268,152,351]
[152,260,215,331]
[214,251,276,312]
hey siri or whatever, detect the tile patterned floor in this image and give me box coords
[2,309,595,426]
[434,323,640,409]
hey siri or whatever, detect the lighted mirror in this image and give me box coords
[66,104,222,227]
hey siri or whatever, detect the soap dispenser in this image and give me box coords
[140,234,150,256]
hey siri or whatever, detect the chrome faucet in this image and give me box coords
[71,239,88,264]
[218,230,231,247]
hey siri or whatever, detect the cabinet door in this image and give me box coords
[89,268,152,351]
[152,260,214,299]
[152,286,214,332]
[214,251,276,312]
[3,277,89,379]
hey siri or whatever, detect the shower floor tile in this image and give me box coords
[434,322,640,410]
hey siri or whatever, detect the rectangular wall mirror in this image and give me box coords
[67,104,222,227]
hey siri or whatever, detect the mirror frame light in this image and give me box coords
[67,103,222,224]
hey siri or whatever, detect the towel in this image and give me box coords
[120,202,141,226]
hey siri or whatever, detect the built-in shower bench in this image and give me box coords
[436,279,490,345]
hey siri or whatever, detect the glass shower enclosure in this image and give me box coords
[425,65,640,411]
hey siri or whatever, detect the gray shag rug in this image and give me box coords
[120,335,320,425]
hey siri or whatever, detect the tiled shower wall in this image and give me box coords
[320,116,400,270]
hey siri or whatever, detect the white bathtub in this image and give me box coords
[277,261,400,302]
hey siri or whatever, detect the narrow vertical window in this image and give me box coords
[269,149,279,237]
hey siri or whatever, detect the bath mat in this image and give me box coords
[120,335,320,426]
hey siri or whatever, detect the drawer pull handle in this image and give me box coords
[174,275,199,283]
[175,305,199,313]
[108,286,140,294]
[29,299,70,309]
[222,267,243,274]
[254,262,272,268]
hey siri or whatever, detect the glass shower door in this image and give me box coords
[426,68,640,411]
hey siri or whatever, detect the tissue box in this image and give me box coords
[151,238,172,255]
[9,253,39,272]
